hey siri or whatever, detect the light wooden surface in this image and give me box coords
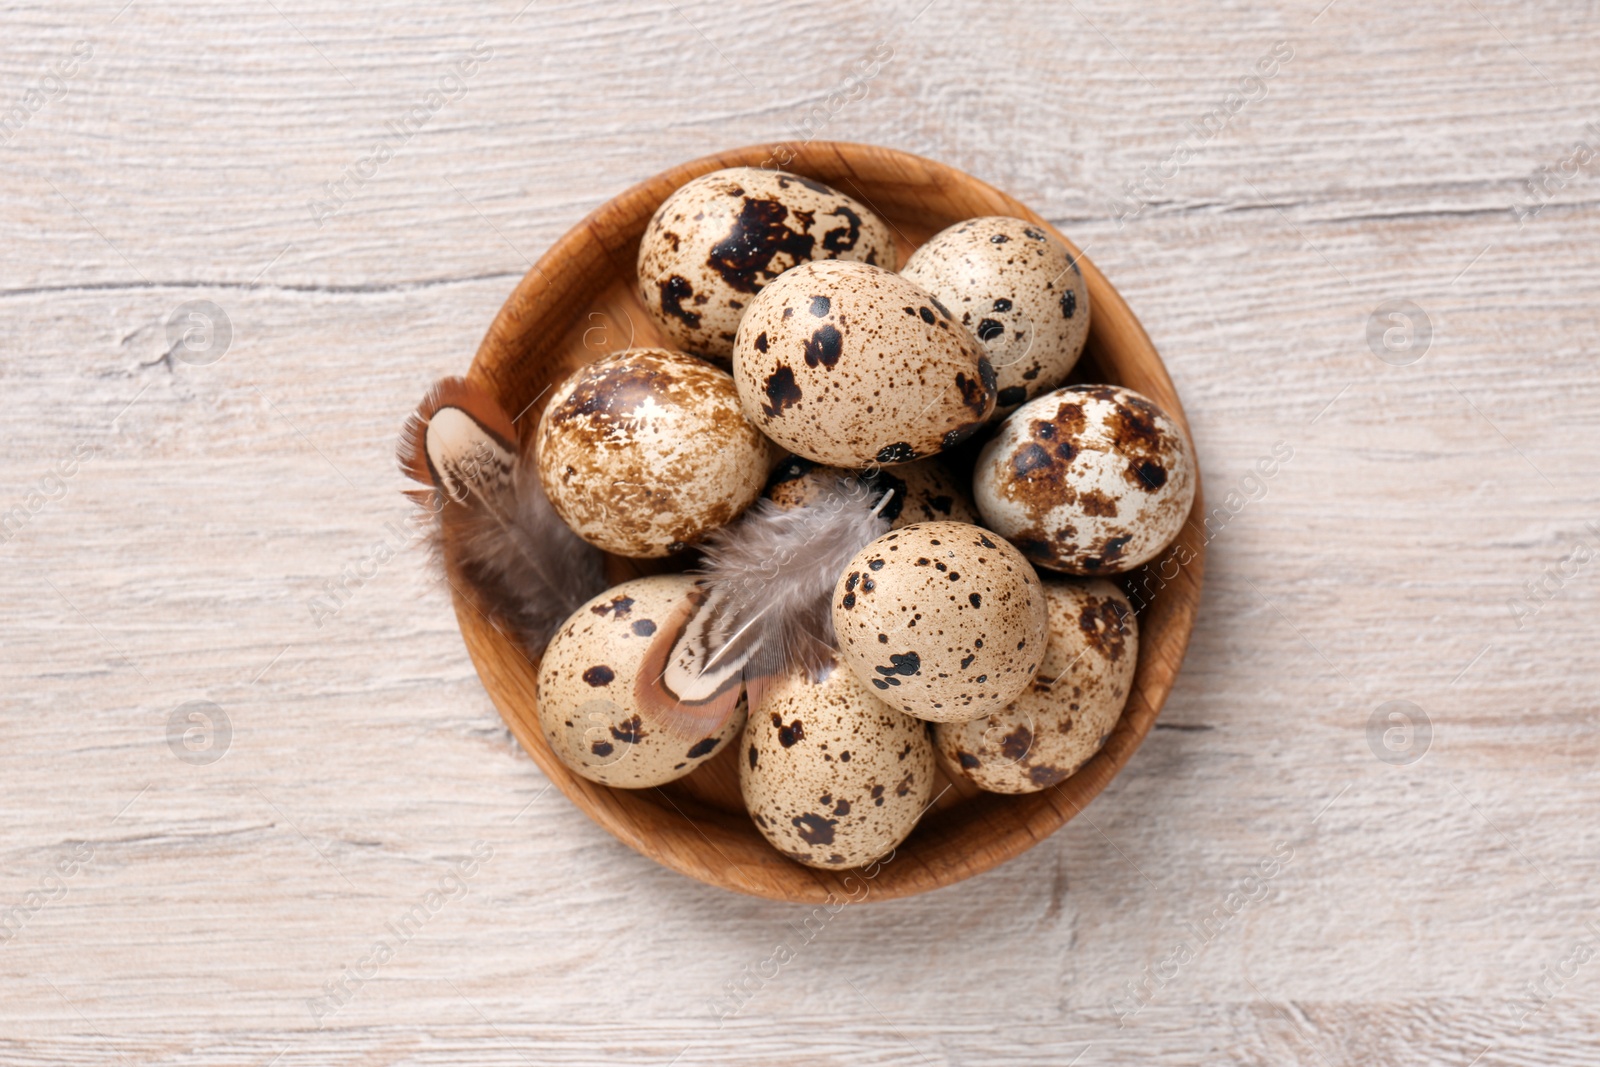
[2,1,1598,1064]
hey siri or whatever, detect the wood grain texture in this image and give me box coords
[2,0,1598,1064]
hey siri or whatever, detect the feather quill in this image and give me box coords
[636,478,893,736]
[398,376,604,657]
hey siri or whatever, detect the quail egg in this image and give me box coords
[936,578,1137,793]
[831,521,1048,722]
[732,260,996,467]
[973,384,1196,574]
[538,575,746,788]
[902,216,1091,419]
[741,659,934,869]
[763,456,980,529]
[637,167,895,361]
[537,347,778,557]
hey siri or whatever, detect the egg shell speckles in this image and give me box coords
[935,578,1137,793]
[732,260,997,468]
[831,521,1048,723]
[974,384,1196,575]
[537,347,779,558]
[901,216,1090,420]
[740,661,934,869]
[763,455,980,530]
[538,575,746,788]
[636,167,896,362]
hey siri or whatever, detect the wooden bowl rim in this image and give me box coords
[457,141,1206,903]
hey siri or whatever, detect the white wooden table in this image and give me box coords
[4,1,1598,1063]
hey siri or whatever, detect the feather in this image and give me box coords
[399,376,604,657]
[635,477,893,737]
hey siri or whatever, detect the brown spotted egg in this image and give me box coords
[637,167,895,362]
[831,521,1048,723]
[740,659,934,869]
[732,260,997,467]
[973,384,1196,574]
[538,575,746,788]
[901,216,1090,419]
[537,347,779,557]
[763,456,980,529]
[935,578,1137,793]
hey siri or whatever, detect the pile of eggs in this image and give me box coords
[532,167,1195,870]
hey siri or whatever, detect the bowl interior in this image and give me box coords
[459,141,1205,903]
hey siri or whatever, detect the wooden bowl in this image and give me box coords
[458,142,1205,903]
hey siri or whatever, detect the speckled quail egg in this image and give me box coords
[763,455,980,529]
[936,578,1137,793]
[538,575,746,788]
[902,216,1090,419]
[741,659,934,869]
[537,347,779,557]
[831,521,1048,722]
[732,260,997,467]
[637,167,896,362]
[973,384,1196,574]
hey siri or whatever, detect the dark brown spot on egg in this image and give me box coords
[977,357,998,394]
[1106,394,1165,455]
[955,373,991,417]
[1131,459,1168,490]
[1081,596,1131,661]
[632,618,657,637]
[762,365,803,417]
[686,736,718,758]
[792,812,837,845]
[1013,443,1053,476]
[550,360,675,431]
[706,197,815,293]
[876,442,917,464]
[591,594,635,617]
[610,716,644,743]
[1079,490,1119,517]
[820,204,862,253]
[999,726,1033,761]
[658,275,701,328]
[582,665,614,687]
[876,652,921,678]
[1082,534,1134,572]
[773,714,805,747]
[803,324,843,369]
[1028,764,1069,787]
